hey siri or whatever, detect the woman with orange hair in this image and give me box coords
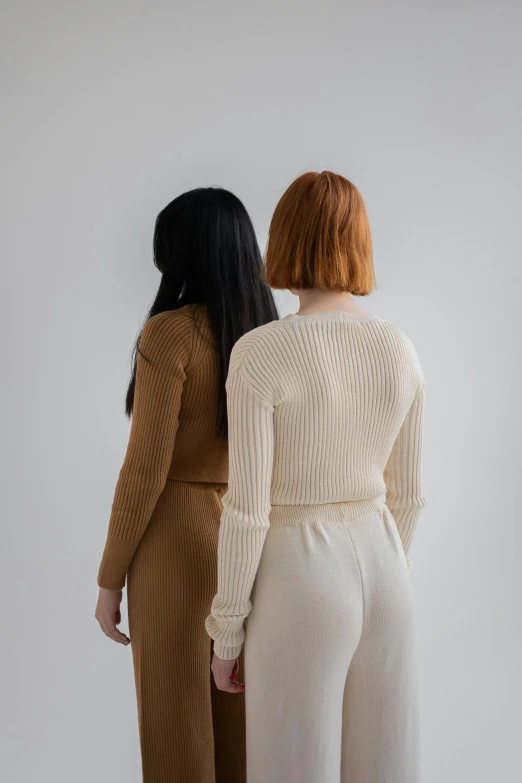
[206,171,426,782]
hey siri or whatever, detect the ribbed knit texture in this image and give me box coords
[98,304,246,783]
[127,480,246,783]
[206,311,426,659]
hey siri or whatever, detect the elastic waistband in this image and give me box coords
[269,498,384,527]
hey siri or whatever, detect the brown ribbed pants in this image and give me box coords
[127,480,246,783]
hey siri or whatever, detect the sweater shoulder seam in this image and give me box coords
[230,364,274,411]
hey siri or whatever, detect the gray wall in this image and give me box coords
[3,1,521,781]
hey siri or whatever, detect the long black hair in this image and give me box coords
[126,187,279,437]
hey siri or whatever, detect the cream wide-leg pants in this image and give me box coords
[244,504,419,783]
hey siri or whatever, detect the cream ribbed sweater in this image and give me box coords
[205,311,426,659]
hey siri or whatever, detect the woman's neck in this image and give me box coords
[295,289,370,317]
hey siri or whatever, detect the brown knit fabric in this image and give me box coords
[98,304,245,783]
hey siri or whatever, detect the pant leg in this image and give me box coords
[128,480,246,783]
[244,521,364,783]
[129,606,215,782]
[341,510,419,783]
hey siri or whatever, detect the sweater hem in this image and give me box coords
[269,497,384,527]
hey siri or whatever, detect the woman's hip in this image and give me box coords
[128,480,228,601]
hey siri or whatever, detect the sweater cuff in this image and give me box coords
[97,538,137,590]
[212,641,243,661]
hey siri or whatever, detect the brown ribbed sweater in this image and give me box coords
[98,303,228,590]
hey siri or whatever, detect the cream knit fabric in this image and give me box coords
[206,311,425,659]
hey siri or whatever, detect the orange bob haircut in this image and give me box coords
[264,171,375,295]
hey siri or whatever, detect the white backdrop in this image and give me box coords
[3,1,521,781]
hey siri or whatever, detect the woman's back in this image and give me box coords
[158,304,229,483]
[229,310,424,508]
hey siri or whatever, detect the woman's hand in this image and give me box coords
[211,653,245,693]
[95,587,130,645]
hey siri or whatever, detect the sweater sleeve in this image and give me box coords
[384,387,426,557]
[205,364,274,660]
[97,312,192,590]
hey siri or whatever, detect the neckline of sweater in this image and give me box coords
[282,310,382,323]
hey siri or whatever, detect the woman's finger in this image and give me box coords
[109,630,130,645]
[109,626,130,644]
[215,676,244,693]
[108,617,130,644]
[99,615,130,645]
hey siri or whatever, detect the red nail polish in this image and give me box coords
[239,685,245,692]
[230,673,237,681]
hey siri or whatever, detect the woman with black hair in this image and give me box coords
[95,187,278,783]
